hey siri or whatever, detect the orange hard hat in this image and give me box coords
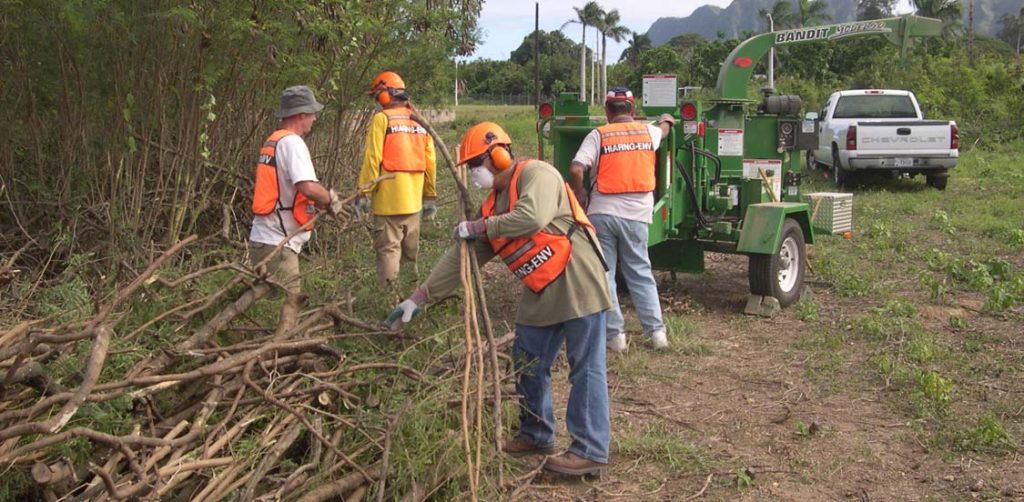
[368,71,406,95]
[459,122,512,166]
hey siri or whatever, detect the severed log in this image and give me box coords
[295,464,382,502]
[1,361,67,396]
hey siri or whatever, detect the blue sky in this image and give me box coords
[469,0,916,62]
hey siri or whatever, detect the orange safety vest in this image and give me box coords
[380,108,429,173]
[594,121,656,194]
[252,129,317,230]
[481,161,598,294]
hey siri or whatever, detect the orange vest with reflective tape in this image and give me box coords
[380,108,429,172]
[481,161,595,294]
[595,121,656,194]
[252,129,317,230]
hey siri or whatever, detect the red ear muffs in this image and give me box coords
[489,145,513,170]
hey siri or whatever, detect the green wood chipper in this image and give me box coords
[536,15,943,314]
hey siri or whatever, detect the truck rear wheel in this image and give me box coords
[926,174,948,190]
[748,218,806,307]
[832,150,848,187]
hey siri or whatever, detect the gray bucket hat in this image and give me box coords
[275,85,324,118]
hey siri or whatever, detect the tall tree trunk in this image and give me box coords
[580,24,587,104]
[600,34,607,103]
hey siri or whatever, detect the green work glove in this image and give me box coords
[421,198,437,222]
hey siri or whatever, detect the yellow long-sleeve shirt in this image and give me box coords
[357,110,437,215]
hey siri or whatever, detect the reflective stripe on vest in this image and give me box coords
[380,108,429,173]
[481,161,596,294]
[252,129,317,231]
[595,121,656,194]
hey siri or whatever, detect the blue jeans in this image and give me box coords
[590,214,665,340]
[513,311,609,463]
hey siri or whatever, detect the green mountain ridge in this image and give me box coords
[646,0,1019,45]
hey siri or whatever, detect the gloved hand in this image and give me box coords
[658,113,677,127]
[385,288,427,329]
[421,198,437,222]
[453,217,487,240]
[353,195,371,217]
[328,189,349,218]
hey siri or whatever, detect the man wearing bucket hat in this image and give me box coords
[569,86,676,352]
[386,122,613,476]
[249,85,344,295]
[356,71,437,291]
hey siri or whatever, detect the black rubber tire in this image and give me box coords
[806,150,821,171]
[926,175,948,190]
[832,149,848,187]
[748,219,806,307]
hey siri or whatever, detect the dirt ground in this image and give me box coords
[491,254,1024,501]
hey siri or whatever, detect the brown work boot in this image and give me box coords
[542,452,607,476]
[502,436,556,458]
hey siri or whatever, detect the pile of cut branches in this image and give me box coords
[0,232,515,501]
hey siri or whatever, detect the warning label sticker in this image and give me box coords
[717,129,744,156]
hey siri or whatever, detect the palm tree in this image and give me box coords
[758,0,796,31]
[911,0,963,36]
[619,32,651,69]
[857,0,896,20]
[561,1,604,104]
[796,0,831,27]
[598,9,630,101]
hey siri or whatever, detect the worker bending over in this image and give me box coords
[388,122,612,476]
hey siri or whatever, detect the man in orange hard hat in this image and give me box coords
[249,85,346,295]
[569,86,675,352]
[357,71,437,291]
[386,122,613,476]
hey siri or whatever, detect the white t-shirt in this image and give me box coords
[572,122,662,224]
[249,133,319,253]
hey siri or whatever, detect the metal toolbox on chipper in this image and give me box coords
[803,192,853,235]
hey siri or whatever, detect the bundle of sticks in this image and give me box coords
[0,227,515,501]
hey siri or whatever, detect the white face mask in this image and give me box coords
[469,167,494,189]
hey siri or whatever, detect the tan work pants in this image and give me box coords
[247,242,301,295]
[372,213,421,288]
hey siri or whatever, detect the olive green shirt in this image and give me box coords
[421,160,611,327]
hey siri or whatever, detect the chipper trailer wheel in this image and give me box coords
[748,218,806,307]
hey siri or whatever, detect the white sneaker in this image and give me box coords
[607,333,627,352]
[649,330,668,350]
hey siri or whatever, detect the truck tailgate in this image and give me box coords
[855,120,952,154]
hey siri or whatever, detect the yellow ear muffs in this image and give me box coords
[489,145,513,170]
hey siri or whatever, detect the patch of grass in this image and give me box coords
[912,370,954,418]
[948,412,1017,454]
[794,299,818,322]
[615,422,710,473]
[664,315,713,357]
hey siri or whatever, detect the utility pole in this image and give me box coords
[454,58,459,107]
[534,3,539,108]
[767,13,775,89]
[968,0,974,64]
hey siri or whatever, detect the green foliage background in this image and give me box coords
[0,0,480,280]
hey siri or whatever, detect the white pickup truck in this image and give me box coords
[806,89,959,190]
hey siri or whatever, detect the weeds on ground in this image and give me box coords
[614,422,710,473]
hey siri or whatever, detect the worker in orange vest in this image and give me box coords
[356,71,437,291]
[387,122,613,476]
[249,85,345,295]
[569,87,676,352]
